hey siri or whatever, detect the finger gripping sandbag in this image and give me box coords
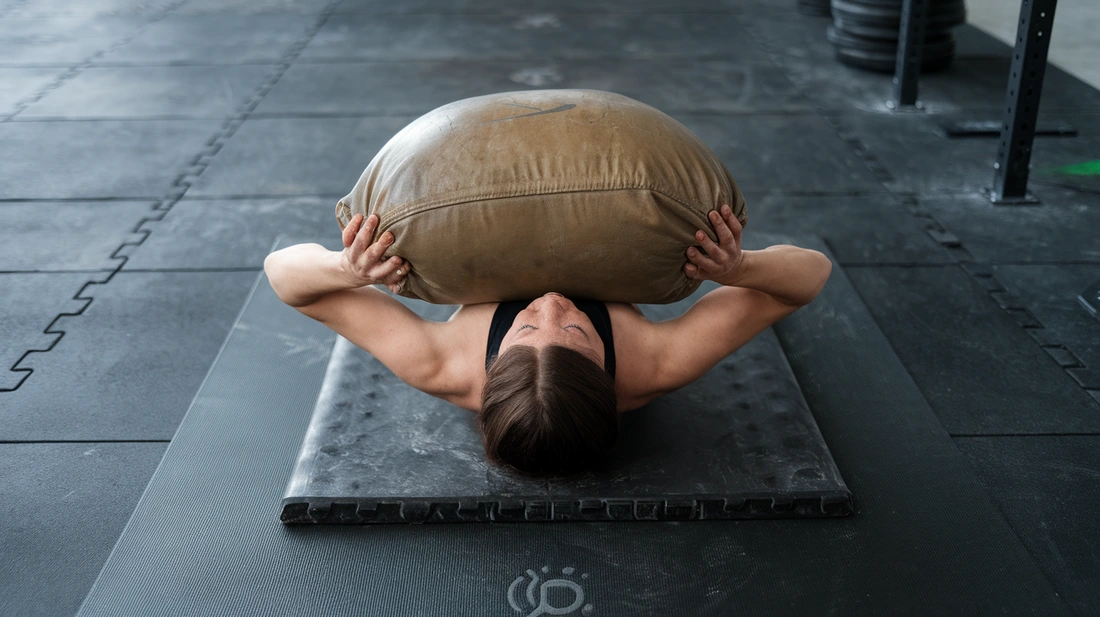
[336,89,747,304]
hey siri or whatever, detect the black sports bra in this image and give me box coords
[485,296,615,378]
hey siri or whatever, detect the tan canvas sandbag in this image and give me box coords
[336,89,747,305]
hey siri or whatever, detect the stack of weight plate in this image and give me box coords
[828,0,967,72]
[797,0,832,17]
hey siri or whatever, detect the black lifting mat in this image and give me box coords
[78,235,1072,616]
[282,281,852,524]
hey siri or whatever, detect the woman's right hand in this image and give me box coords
[684,204,746,285]
[340,213,409,293]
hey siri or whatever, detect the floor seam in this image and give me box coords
[0,0,344,393]
[1,0,190,125]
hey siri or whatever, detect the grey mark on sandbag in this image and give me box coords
[488,103,576,123]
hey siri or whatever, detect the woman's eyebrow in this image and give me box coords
[518,324,590,339]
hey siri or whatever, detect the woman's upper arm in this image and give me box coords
[295,286,466,401]
[646,286,803,398]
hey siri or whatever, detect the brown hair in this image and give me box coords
[479,344,618,476]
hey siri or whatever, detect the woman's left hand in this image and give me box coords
[684,204,745,284]
[340,213,409,293]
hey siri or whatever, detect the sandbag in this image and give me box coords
[336,89,747,304]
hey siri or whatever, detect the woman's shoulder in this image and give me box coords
[603,302,662,411]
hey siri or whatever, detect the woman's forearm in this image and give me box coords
[716,245,832,306]
[264,243,359,307]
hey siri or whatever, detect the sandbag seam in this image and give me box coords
[376,184,744,232]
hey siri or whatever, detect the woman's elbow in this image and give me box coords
[808,250,832,302]
[816,251,833,280]
[264,251,289,303]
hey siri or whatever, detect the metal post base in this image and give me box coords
[986,187,1040,205]
[885,100,925,112]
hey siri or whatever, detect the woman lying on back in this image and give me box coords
[264,204,831,476]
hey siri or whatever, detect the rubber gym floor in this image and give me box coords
[1,0,1098,616]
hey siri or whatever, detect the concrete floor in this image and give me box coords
[968,0,1100,89]
[1,0,1099,615]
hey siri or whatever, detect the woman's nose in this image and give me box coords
[536,296,567,316]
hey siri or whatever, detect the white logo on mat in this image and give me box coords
[507,565,594,617]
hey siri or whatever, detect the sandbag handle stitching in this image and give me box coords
[372,184,746,234]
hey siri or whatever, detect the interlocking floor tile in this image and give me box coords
[993,264,1100,389]
[19,65,274,119]
[125,197,339,269]
[0,16,145,66]
[0,273,96,390]
[6,0,176,16]
[923,190,1100,263]
[187,116,410,197]
[0,68,66,116]
[836,111,1100,195]
[0,201,153,271]
[96,13,317,64]
[174,0,333,14]
[0,119,221,199]
[955,435,1100,615]
[746,193,952,265]
[0,271,257,440]
[255,58,809,116]
[848,265,1100,434]
[678,114,884,194]
[0,442,166,617]
[300,12,767,62]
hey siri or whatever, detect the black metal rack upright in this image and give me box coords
[886,0,1100,321]
[990,0,1059,203]
[889,0,1060,204]
[890,0,929,109]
